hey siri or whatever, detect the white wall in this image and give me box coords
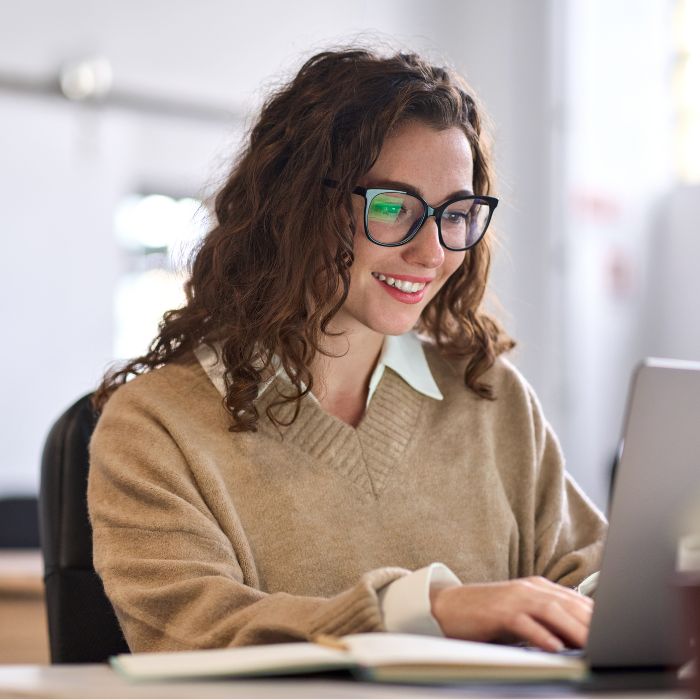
[645,184,700,361]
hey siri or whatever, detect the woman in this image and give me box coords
[88,48,606,654]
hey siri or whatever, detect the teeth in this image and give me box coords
[372,273,426,293]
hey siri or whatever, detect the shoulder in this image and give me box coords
[96,353,222,431]
[421,343,550,443]
[422,342,537,408]
[90,354,230,491]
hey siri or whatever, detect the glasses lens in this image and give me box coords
[440,198,491,250]
[367,192,424,244]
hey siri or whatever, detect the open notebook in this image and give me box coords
[111,633,586,684]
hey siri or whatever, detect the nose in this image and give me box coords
[401,216,445,269]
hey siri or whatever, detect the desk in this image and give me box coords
[0,664,688,699]
[0,549,49,664]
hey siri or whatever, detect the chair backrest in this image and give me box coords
[39,393,129,663]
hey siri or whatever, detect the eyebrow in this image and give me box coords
[363,178,475,200]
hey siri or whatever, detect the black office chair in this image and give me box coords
[39,393,129,663]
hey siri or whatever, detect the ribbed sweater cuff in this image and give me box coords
[307,567,409,638]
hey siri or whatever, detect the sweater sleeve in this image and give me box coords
[87,386,408,652]
[526,388,608,588]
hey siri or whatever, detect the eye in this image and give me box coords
[371,201,401,217]
[443,209,469,225]
[369,194,413,223]
[442,199,477,226]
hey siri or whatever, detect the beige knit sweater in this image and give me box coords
[88,346,606,652]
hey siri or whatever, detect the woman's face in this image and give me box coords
[335,120,474,338]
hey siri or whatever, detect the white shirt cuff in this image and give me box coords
[576,571,600,597]
[378,563,461,636]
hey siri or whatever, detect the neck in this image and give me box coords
[310,324,385,406]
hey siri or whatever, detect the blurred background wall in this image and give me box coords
[1,0,698,512]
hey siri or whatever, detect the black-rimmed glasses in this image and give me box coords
[325,179,498,251]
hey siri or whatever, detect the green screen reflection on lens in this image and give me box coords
[368,194,404,223]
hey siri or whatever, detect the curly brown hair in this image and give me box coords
[95,48,515,430]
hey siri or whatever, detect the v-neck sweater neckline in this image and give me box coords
[253,369,426,498]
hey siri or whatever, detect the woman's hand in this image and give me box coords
[430,576,593,652]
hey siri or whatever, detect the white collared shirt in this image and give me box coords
[365,331,443,406]
[195,332,443,406]
[195,332,460,637]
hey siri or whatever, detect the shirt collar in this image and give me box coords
[367,332,443,405]
[195,332,443,404]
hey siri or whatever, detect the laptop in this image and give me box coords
[584,357,700,670]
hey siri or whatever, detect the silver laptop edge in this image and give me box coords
[586,358,700,669]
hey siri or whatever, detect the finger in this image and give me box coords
[531,600,590,649]
[516,579,592,646]
[524,577,594,617]
[508,612,566,652]
[527,577,594,606]
[561,597,593,630]
[540,587,594,627]
[557,588,594,614]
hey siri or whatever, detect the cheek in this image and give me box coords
[350,231,382,274]
[440,252,466,284]
[425,252,465,300]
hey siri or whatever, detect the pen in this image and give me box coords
[312,634,350,652]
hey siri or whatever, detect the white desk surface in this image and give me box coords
[0,664,688,699]
[0,664,525,699]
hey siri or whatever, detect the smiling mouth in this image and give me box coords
[371,272,429,293]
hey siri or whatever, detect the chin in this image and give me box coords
[339,295,428,336]
[365,312,422,336]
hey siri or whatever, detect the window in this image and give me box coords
[674,0,700,182]
[113,193,208,358]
